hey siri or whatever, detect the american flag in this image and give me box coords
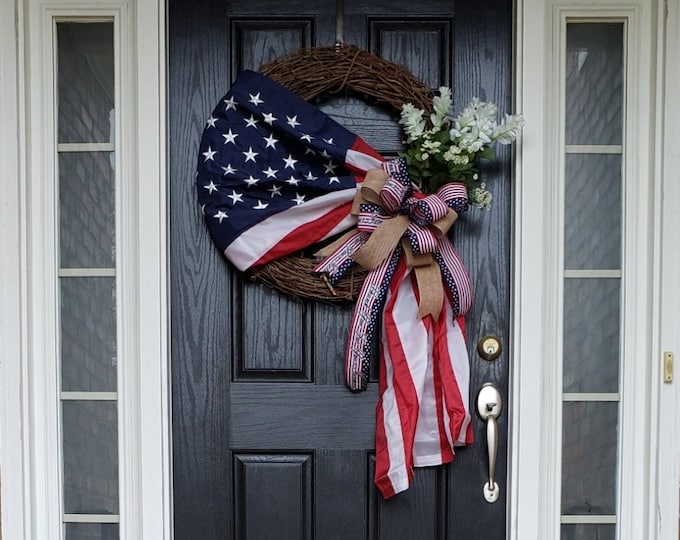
[374,257,473,498]
[196,69,384,270]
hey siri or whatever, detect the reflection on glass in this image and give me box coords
[64,523,119,540]
[61,278,117,392]
[563,279,620,393]
[565,24,623,145]
[561,524,616,540]
[59,152,115,268]
[562,402,618,516]
[57,22,115,144]
[63,401,119,514]
[564,154,621,270]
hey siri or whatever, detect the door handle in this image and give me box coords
[476,383,503,503]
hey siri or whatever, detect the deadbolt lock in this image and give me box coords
[477,336,502,361]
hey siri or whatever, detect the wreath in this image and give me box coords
[251,45,435,302]
[194,45,523,499]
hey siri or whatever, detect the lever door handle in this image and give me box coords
[476,383,503,503]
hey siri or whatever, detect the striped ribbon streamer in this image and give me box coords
[313,158,473,391]
[345,247,402,390]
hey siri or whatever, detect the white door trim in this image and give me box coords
[0,1,30,539]
[652,1,680,537]
[120,0,172,537]
[510,1,552,538]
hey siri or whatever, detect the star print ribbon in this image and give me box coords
[314,158,473,391]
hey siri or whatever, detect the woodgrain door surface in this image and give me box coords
[169,0,512,538]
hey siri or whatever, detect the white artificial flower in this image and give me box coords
[431,86,453,128]
[476,101,498,125]
[477,190,493,209]
[470,183,493,210]
[422,139,442,155]
[399,93,523,196]
[400,103,426,142]
[443,145,462,162]
[492,114,526,144]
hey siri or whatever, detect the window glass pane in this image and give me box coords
[564,154,621,270]
[561,524,616,540]
[565,24,624,145]
[63,401,118,514]
[59,152,115,268]
[64,523,119,540]
[562,402,618,515]
[563,278,620,393]
[61,277,117,392]
[57,22,114,143]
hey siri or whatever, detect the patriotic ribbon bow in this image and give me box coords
[315,158,473,391]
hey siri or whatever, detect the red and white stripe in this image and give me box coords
[225,190,357,270]
[374,258,473,499]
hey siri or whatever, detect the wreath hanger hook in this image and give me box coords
[335,0,344,50]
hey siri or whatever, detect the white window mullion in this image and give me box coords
[59,268,116,277]
[562,393,620,402]
[560,515,617,525]
[57,143,115,152]
[60,392,118,400]
[564,144,623,154]
[62,514,120,524]
[564,269,622,278]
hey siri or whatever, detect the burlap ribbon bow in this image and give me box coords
[352,164,460,320]
[315,158,472,391]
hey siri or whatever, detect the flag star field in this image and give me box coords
[196,70,383,270]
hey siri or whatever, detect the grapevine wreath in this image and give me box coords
[251,45,435,302]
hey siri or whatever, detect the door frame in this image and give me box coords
[0,0,678,539]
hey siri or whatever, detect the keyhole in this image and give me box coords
[477,336,502,361]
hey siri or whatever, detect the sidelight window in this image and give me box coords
[56,20,120,539]
[560,21,624,540]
